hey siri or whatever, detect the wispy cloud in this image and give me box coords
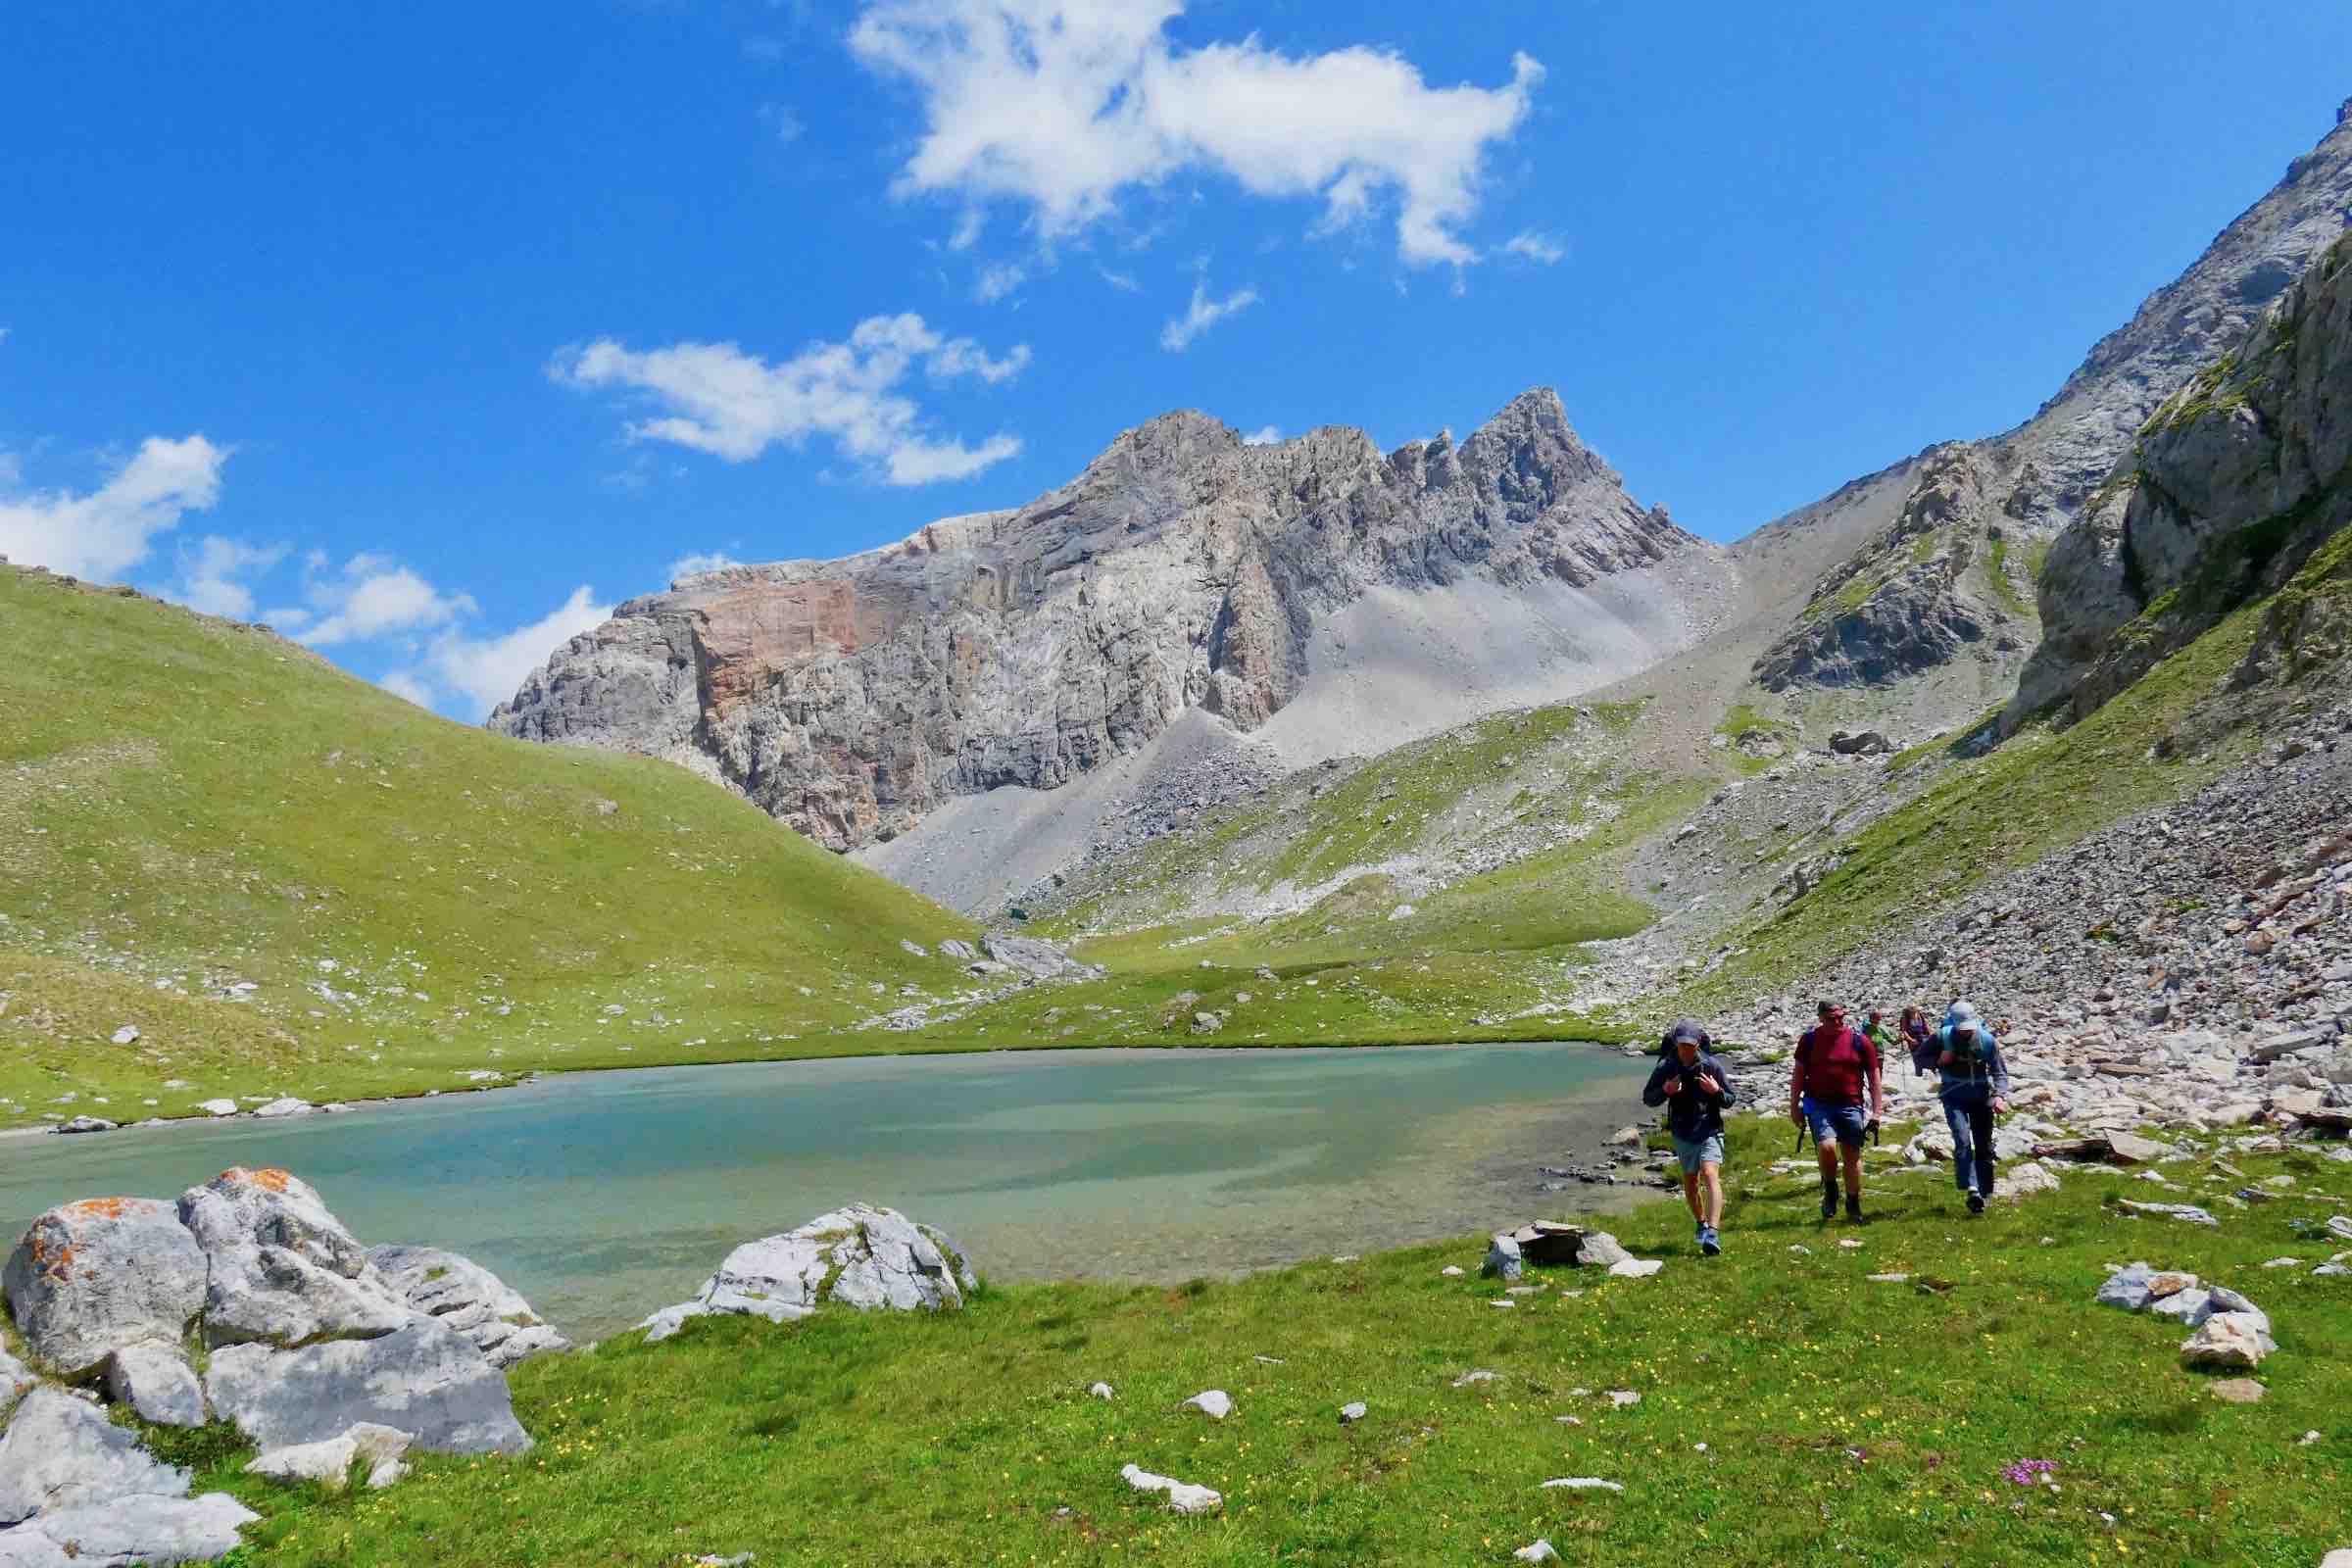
[667,551,745,582]
[1160,279,1259,352]
[1242,424,1282,446]
[551,314,1030,485]
[849,2,1544,267]
[1503,230,1565,265]
[1098,267,1141,292]
[974,261,1026,302]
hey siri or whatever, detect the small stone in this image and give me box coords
[1540,1477,1624,1493]
[109,1025,140,1045]
[1338,1401,1366,1423]
[1451,1370,1497,1388]
[2205,1378,2266,1404]
[1866,1273,1910,1284]
[1439,1265,1464,1277]
[1180,1390,1231,1420]
[1514,1542,1561,1562]
[1120,1462,1221,1515]
[1838,1239,1863,1250]
[1607,1390,1641,1407]
[1089,1382,1114,1400]
[1607,1257,1663,1279]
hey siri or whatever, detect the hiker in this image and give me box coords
[1936,1000,2011,1214]
[1642,1018,1737,1255]
[1788,1000,1885,1222]
[1899,1005,1936,1077]
[1861,1007,1895,1061]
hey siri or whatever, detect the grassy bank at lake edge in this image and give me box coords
[141,1119,2351,1567]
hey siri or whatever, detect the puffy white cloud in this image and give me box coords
[1503,230,1565,265]
[1241,424,1281,445]
[1159,278,1258,351]
[552,313,1029,484]
[377,669,437,709]
[667,551,745,581]
[0,435,227,581]
[399,584,614,719]
[288,554,476,647]
[172,535,288,619]
[849,1,1543,267]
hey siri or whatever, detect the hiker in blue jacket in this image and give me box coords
[1936,1000,2010,1214]
[1642,1018,1738,1255]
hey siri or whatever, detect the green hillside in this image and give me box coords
[0,566,973,1130]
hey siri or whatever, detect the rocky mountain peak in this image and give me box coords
[495,388,1718,856]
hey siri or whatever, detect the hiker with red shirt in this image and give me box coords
[1789,1000,1886,1223]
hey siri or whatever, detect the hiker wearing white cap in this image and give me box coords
[1642,1018,1736,1254]
[1935,1000,2011,1214]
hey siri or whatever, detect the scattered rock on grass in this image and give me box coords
[1120,1463,1221,1515]
[246,1422,414,1491]
[1339,1401,1365,1423]
[2206,1378,2266,1403]
[2180,1313,2273,1370]
[1513,1541,1560,1562]
[1607,1258,1663,1279]
[1181,1390,1231,1420]
[1089,1383,1114,1400]
[1540,1477,1624,1493]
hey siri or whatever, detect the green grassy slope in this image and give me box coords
[170,1129,2351,1566]
[905,702,1708,1050]
[0,567,973,1128]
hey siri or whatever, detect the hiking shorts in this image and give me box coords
[1672,1132,1726,1173]
[1803,1097,1869,1150]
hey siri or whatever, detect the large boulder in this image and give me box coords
[1,1199,205,1378]
[2180,1312,2273,1369]
[174,1169,409,1348]
[204,1318,531,1456]
[979,934,1086,981]
[639,1204,976,1343]
[0,1349,30,1420]
[368,1246,570,1370]
[0,1388,190,1525]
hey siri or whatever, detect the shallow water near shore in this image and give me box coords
[0,1043,1645,1338]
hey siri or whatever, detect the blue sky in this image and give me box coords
[4,2,2349,717]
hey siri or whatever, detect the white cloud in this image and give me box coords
[1098,267,1141,292]
[760,103,805,143]
[1503,230,1565,265]
[668,551,745,582]
[288,554,477,648]
[378,669,436,709]
[172,535,288,619]
[552,314,1029,485]
[0,435,227,581]
[1242,424,1281,445]
[974,261,1026,302]
[1159,278,1258,351]
[401,585,614,720]
[849,2,1543,267]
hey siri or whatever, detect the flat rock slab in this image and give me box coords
[1540,1477,1623,1493]
[0,1492,257,1567]
[1181,1391,1232,1420]
[368,1246,569,1369]
[1,1198,205,1378]
[246,1422,414,1492]
[2205,1377,2267,1403]
[205,1318,531,1455]
[0,1388,190,1527]
[1607,1258,1662,1279]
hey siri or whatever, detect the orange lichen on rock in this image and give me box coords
[66,1198,137,1221]
[220,1166,294,1193]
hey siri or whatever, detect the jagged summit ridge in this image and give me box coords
[494,388,1720,851]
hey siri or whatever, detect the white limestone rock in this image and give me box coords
[2180,1312,2272,1369]
[101,1345,208,1429]
[368,1246,570,1369]
[2,1198,205,1378]
[638,1204,977,1340]
[1119,1463,1221,1515]
[175,1168,410,1349]
[0,1492,258,1567]
[245,1422,414,1492]
[204,1318,530,1456]
[1181,1390,1232,1420]
[0,1388,189,1526]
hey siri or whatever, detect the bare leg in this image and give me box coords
[1841,1145,1865,1208]
[1700,1163,1724,1228]
[1682,1170,1702,1224]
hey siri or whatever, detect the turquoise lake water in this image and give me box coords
[0,1044,1643,1338]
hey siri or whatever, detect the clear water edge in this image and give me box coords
[0,1043,1646,1339]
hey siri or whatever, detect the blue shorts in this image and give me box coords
[1672,1133,1725,1173]
[1803,1097,1869,1150]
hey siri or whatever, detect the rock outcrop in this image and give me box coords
[1,1167,562,1564]
[2014,229,2352,727]
[639,1203,976,1343]
[1760,101,2352,704]
[495,390,1712,853]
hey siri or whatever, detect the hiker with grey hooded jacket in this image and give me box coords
[1936,1000,2010,1213]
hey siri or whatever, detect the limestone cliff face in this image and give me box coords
[1757,100,2352,699]
[494,390,1700,849]
[2011,231,2352,726]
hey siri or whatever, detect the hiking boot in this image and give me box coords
[1844,1198,1867,1224]
[1821,1176,1838,1221]
[1699,1225,1721,1257]
[1966,1191,1986,1215]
